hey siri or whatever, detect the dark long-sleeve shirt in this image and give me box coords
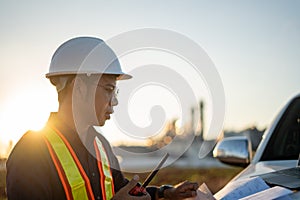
[6,113,157,199]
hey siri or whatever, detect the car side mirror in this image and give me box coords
[213,136,252,167]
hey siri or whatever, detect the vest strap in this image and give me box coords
[43,126,93,200]
[43,126,115,200]
[94,137,115,199]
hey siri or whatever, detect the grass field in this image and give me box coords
[124,166,243,194]
[0,166,243,199]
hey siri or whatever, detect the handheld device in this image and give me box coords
[129,153,169,196]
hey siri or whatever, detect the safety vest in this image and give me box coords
[43,126,115,200]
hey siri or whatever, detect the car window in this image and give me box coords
[261,97,300,161]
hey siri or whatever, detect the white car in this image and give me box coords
[213,93,300,198]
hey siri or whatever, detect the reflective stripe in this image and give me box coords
[94,138,115,199]
[44,126,115,200]
[44,138,73,200]
[43,126,93,200]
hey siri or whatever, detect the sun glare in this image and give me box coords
[0,87,57,157]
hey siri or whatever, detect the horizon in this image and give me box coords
[1,1,300,157]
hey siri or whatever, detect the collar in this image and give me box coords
[46,112,102,154]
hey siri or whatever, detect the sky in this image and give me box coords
[0,0,300,157]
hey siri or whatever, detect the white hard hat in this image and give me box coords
[46,37,132,80]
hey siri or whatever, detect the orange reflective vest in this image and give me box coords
[43,126,115,200]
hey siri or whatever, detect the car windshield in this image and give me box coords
[261,97,300,161]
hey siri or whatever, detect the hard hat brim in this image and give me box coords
[45,71,132,80]
[117,73,132,80]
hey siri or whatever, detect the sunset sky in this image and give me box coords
[1,1,300,157]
